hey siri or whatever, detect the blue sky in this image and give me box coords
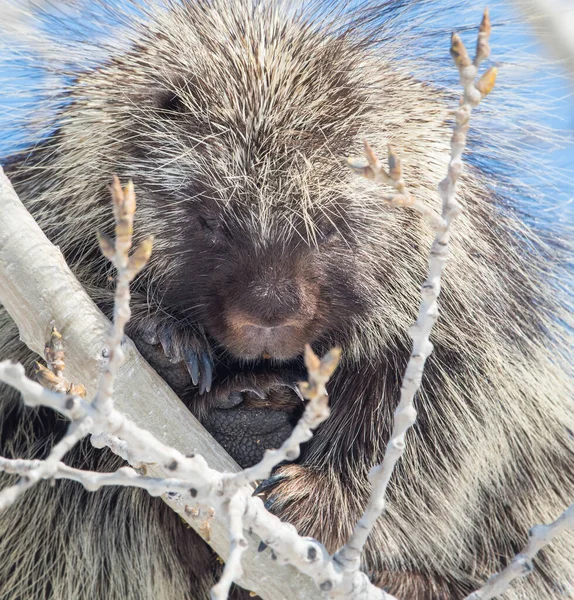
[400,0,574,227]
[490,0,574,225]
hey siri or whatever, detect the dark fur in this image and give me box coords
[1,1,573,599]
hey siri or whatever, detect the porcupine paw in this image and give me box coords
[201,375,305,468]
[130,316,213,394]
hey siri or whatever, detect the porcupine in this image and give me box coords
[0,0,572,598]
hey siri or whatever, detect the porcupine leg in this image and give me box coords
[252,360,395,555]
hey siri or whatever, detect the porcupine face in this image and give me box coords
[90,10,375,364]
[49,5,381,465]
[129,181,367,363]
[156,205,367,362]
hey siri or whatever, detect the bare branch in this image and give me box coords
[465,504,574,600]
[336,8,497,573]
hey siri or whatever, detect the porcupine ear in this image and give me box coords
[153,70,212,118]
[158,90,187,115]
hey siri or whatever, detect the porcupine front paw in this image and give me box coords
[129,315,213,395]
[201,373,305,468]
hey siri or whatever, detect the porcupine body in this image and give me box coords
[0,1,573,599]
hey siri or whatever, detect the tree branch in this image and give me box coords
[338,9,497,573]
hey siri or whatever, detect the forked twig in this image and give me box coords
[337,8,498,572]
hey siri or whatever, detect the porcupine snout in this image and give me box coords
[222,264,319,360]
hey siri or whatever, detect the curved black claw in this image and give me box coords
[158,326,176,361]
[253,473,287,498]
[185,350,213,395]
[185,351,200,385]
[200,351,213,394]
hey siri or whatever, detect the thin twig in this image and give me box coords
[93,177,152,417]
[336,8,497,573]
[464,504,574,600]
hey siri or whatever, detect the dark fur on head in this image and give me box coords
[0,1,573,599]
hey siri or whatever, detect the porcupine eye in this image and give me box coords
[156,87,186,115]
[197,216,217,233]
[197,216,230,245]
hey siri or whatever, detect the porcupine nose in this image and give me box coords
[243,280,302,328]
[223,265,317,359]
[227,277,307,356]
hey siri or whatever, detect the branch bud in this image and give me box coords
[450,33,471,68]
[97,232,116,261]
[128,237,154,278]
[476,66,498,97]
